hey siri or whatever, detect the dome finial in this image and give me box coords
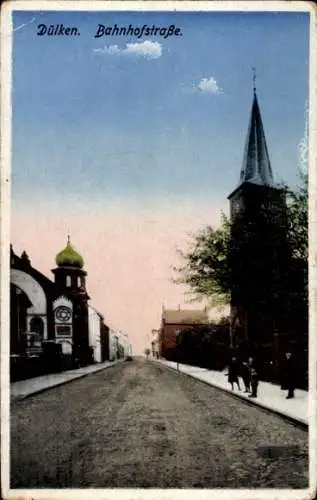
[56,237,84,269]
[252,66,257,95]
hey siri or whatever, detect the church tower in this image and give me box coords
[53,236,88,296]
[52,237,91,365]
[228,84,289,356]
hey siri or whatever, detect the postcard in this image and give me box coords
[1,1,316,500]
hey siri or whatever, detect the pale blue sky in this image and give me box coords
[10,8,311,351]
[12,10,309,209]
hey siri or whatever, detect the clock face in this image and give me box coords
[55,306,72,323]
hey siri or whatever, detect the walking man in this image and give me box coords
[227,357,241,391]
[241,360,251,393]
[281,350,296,399]
[248,356,259,398]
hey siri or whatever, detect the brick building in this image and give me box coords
[159,307,209,358]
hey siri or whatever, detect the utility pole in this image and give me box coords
[176,330,180,372]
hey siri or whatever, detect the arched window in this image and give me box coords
[77,276,81,287]
[66,276,71,287]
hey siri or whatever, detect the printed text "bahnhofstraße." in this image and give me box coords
[94,24,183,38]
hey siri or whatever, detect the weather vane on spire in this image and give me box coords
[67,232,70,244]
[252,67,257,95]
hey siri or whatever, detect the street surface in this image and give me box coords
[11,358,308,488]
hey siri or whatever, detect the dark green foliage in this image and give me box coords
[285,171,308,317]
[174,320,230,370]
[285,170,308,262]
[172,213,231,306]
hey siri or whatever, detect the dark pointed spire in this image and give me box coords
[10,244,16,265]
[239,88,274,188]
[252,66,257,95]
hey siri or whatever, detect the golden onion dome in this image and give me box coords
[55,237,84,269]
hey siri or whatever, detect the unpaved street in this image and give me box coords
[11,358,308,488]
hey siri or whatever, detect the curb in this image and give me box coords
[11,361,123,402]
[156,361,308,431]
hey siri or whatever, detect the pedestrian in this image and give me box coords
[281,350,296,399]
[240,360,251,393]
[248,356,259,398]
[226,357,241,391]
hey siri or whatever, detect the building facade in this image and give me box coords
[159,307,209,358]
[88,306,104,363]
[10,238,132,378]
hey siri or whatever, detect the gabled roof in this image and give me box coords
[162,309,209,325]
[238,91,274,188]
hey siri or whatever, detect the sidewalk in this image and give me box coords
[11,359,123,401]
[157,359,308,427]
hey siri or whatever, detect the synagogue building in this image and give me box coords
[10,238,131,378]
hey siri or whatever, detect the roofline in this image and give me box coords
[162,322,210,326]
[228,181,281,200]
[51,266,87,275]
[228,184,243,200]
[162,308,208,313]
[88,305,104,320]
[11,261,54,287]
